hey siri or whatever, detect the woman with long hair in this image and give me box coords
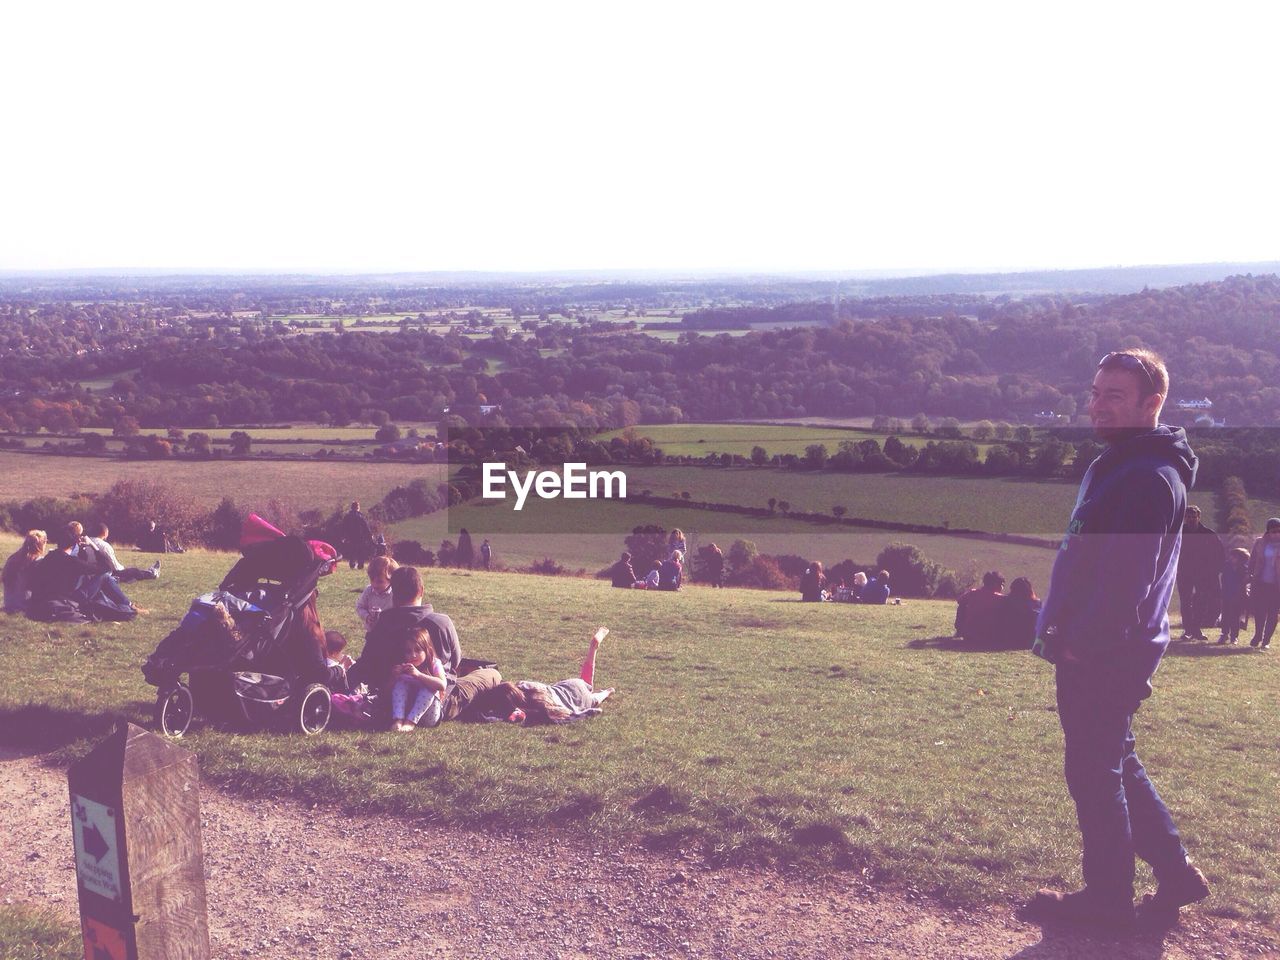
[2,530,48,613]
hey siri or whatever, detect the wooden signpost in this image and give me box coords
[67,722,211,960]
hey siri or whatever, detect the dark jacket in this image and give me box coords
[1035,426,1197,706]
[610,559,636,588]
[1178,522,1224,586]
[348,604,461,693]
[657,558,682,591]
[861,578,890,604]
[28,549,101,601]
[799,568,826,602]
[339,510,374,559]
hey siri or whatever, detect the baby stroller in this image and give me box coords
[142,528,340,738]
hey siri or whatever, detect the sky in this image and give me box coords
[3,1,1278,275]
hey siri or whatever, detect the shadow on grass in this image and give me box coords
[0,701,153,757]
[907,635,1029,653]
[1005,922,1170,959]
[1162,639,1262,658]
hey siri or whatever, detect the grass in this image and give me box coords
[3,538,1273,923]
[0,450,442,509]
[0,906,78,960]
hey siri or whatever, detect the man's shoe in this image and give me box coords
[1026,887,1134,928]
[149,560,161,578]
[1217,635,1229,645]
[1137,864,1210,928]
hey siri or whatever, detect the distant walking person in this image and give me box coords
[480,538,492,570]
[1218,547,1250,645]
[340,501,375,570]
[1176,505,1223,641]
[1247,518,1280,649]
[1029,349,1209,929]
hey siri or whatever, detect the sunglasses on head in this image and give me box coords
[1098,352,1156,394]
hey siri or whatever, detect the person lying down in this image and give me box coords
[476,627,614,724]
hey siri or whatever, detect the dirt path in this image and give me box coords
[2,749,1273,960]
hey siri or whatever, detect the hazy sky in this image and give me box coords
[3,2,1277,274]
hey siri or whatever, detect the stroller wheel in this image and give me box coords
[156,683,194,738]
[292,683,331,735]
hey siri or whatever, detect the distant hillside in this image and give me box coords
[855,261,1280,297]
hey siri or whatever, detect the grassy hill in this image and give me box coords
[0,536,1275,925]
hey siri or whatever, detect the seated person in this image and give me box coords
[996,577,1040,649]
[610,551,637,588]
[28,522,143,619]
[348,565,499,721]
[83,522,161,583]
[2,530,47,614]
[861,569,892,604]
[800,561,827,602]
[954,571,1007,643]
[356,555,398,631]
[657,551,683,591]
[635,562,662,590]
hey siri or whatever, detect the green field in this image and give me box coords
[603,423,999,458]
[393,497,1062,587]
[0,451,441,510]
[619,467,1077,535]
[0,538,1274,925]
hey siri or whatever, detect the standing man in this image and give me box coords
[1029,349,1209,929]
[1176,505,1224,641]
[340,501,374,571]
[480,538,492,570]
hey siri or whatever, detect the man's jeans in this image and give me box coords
[1055,665,1188,902]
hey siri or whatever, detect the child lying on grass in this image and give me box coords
[479,627,614,724]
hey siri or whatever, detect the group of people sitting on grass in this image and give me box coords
[800,562,893,604]
[2,521,161,621]
[609,528,689,591]
[952,570,1041,648]
[322,558,614,732]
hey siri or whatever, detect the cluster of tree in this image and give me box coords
[1218,476,1251,543]
[5,274,1280,434]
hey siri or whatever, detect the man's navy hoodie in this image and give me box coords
[1035,426,1198,707]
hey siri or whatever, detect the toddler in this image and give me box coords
[356,555,398,631]
[325,630,353,669]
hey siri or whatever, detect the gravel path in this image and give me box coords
[3,749,1273,960]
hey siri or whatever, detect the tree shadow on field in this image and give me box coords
[1004,923,1169,959]
[0,702,151,757]
[907,635,1029,653]
[1162,638,1259,658]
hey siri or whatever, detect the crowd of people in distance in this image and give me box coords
[1162,504,1279,648]
[953,571,1041,648]
[3,521,162,621]
[609,529,688,591]
[800,562,893,605]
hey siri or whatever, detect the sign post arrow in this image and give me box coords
[84,823,111,863]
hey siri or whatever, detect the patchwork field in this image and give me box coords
[0,451,441,510]
[0,539,1274,927]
